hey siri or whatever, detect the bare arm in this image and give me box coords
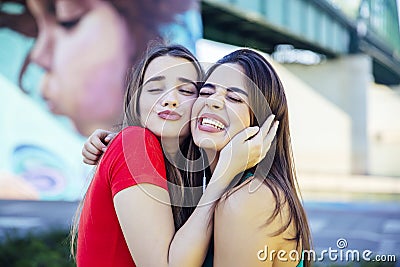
[114,184,175,266]
[116,169,246,267]
[167,171,233,266]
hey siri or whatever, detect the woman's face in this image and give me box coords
[139,56,199,140]
[191,63,251,152]
[28,0,132,136]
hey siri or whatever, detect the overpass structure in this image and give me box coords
[201,0,400,85]
[201,0,400,175]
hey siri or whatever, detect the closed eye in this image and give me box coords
[179,89,196,95]
[199,83,215,97]
[178,84,197,96]
[147,88,163,93]
[227,95,243,103]
[58,18,81,30]
[199,91,213,96]
[199,87,215,97]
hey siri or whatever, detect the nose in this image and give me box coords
[205,93,224,110]
[161,89,179,108]
[30,27,54,71]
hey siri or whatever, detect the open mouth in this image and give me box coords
[198,116,226,132]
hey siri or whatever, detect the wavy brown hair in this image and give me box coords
[206,49,312,266]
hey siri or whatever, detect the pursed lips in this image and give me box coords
[157,110,182,121]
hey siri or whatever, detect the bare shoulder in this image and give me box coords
[217,176,276,216]
[215,176,295,236]
[213,176,300,266]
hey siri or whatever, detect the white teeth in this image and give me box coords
[201,117,225,130]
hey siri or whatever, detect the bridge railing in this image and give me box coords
[358,0,400,56]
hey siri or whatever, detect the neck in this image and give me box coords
[160,137,183,159]
[203,148,220,174]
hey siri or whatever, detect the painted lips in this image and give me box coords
[157,110,182,121]
[197,114,227,133]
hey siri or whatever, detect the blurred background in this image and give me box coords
[0,0,399,266]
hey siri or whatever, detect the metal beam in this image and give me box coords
[201,0,352,56]
[201,0,400,84]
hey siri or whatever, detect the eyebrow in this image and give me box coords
[143,75,165,86]
[178,77,198,88]
[143,76,197,87]
[202,83,248,97]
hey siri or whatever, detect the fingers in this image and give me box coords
[81,129,113,165]
[83,141,103,156]
[257,120,279,161]
[104,132,117,144]
[241,126,260,141]
[93,136,107,152]
[264,120,279,144]
[93,129,113,144]
[83,157,98,165]
[82,142,101,165]
[246,119,279,168]
[259,114,275,139]
[91,129,116,151]
[247,133,263,167]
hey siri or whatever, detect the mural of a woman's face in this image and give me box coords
[28,0,133,136]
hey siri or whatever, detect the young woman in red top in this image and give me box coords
[75,44,277,266]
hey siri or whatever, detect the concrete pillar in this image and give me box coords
[284,54,372,175]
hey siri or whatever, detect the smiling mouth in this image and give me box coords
[199,117,226,131]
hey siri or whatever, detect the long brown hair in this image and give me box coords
[207,49,312,266]
[70,44,204,257]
